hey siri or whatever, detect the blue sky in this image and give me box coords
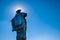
[0,0,60,40]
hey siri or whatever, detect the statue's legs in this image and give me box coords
[16,29,26,40]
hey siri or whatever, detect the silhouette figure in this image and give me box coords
[11,9,27,40]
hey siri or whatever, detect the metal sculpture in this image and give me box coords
[11,9,27,40]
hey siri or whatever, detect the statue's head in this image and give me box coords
[16,9,21,14]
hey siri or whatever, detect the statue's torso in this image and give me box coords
[11,13,26,31]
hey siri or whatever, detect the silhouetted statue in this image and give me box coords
[11,9,27,40]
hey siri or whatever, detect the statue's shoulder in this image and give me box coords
[21,12,27,17]
[11,14,17,22]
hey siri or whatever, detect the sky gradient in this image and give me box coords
[0,0,60,40]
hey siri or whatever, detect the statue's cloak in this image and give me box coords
[11,12,27,31]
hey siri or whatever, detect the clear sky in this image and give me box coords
[0,0,60,40]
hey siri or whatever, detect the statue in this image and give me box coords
[11,9,27,40]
